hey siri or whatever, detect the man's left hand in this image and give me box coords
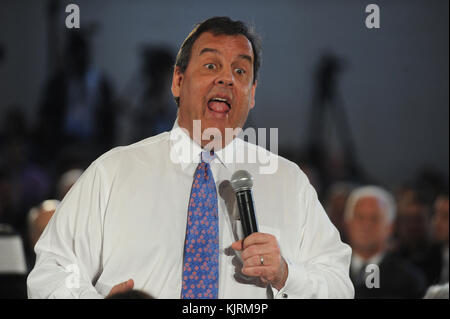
[231,232,288,290]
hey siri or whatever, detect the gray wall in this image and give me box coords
[0,0,448,188]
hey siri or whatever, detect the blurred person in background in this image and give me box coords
[430,193,449,284]
[345,186,426,298]
[35,27,116,169]
[27,200,59,264]
[393,186,442,286]
[325,181,356,243]
[0,107,50,239]
[25,169,83,270]
[118,45,177,145]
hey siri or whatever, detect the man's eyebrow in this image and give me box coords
[199,48,220,56]
[199,48,253,64]
[238,54,253,64]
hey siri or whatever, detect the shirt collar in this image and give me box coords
[169,118,237,172]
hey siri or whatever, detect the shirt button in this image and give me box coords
[282,293,288,299]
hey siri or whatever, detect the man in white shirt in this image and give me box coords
[27,16,354,299]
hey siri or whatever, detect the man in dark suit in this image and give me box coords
[345,186,427,298]
[393,190,446,286]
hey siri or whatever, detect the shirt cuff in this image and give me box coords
[271,257,308,299]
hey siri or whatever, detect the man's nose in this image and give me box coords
[215,68,234,87]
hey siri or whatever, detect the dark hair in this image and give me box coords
[174,16,262,105]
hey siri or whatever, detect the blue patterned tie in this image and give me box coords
[181,151,219,299]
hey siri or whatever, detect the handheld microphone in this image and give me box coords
[230,170,258,238]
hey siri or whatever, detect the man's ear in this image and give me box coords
[171,66,183,98]
[249,80,257,109]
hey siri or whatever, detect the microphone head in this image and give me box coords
[230,170,253,192]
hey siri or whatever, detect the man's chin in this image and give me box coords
[201,117,233,132]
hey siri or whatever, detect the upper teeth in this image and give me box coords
[213,98,227,102]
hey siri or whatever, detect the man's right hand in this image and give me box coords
[106,279,134,298]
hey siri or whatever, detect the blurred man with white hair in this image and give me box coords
[345,186,427,298]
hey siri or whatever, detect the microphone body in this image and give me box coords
[235,189,259,237]
[230,170,259,238]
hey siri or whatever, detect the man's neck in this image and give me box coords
[176,118,237,151]
[353,245,385,262]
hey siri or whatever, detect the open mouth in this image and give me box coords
[207,97,231,113]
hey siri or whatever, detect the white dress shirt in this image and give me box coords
[27,120,354,299]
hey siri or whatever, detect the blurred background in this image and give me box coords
[0,0,448,298]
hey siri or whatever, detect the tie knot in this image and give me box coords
[201,150,216,164]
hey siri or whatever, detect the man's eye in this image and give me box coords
[205,64,216,70]
[235,68,246,75]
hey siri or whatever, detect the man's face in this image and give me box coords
[347,197,392,255]
[172,32,257,148]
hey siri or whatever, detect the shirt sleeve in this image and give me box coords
[272,169,355,299]
[27,161,107,299]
